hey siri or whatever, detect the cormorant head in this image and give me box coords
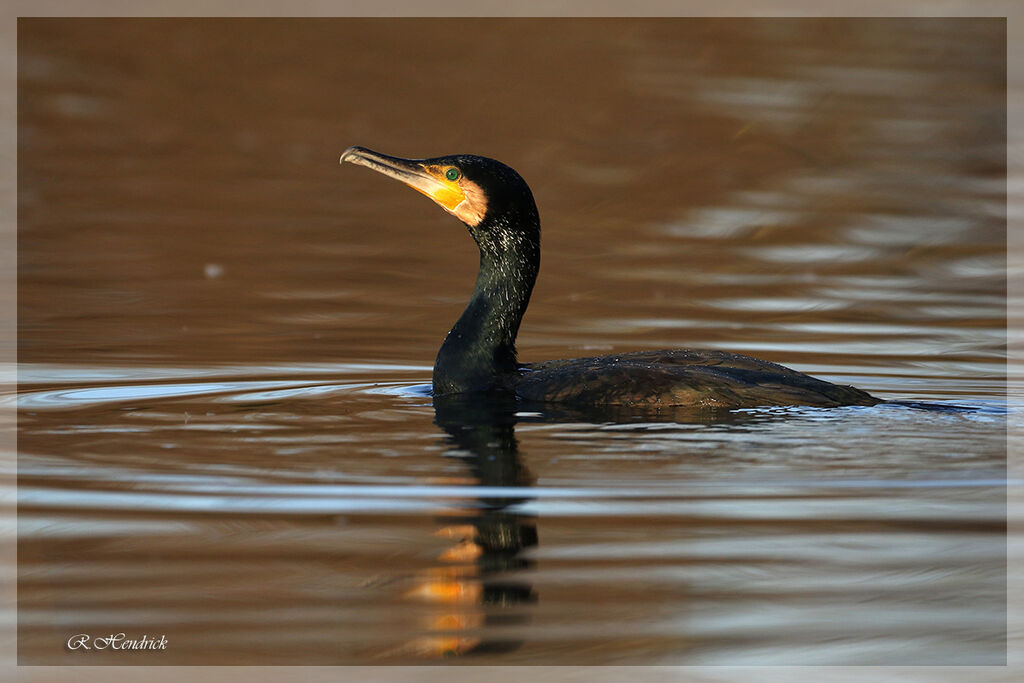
[341,146,540,255]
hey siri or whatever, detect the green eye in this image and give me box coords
[445,167,461,182]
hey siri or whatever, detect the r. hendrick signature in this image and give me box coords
[67,633,167,651]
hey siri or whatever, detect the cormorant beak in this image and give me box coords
[340,146,466,214]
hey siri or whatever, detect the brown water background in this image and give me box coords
[17,18,1008,665]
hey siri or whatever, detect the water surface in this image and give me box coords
[17,18,1008,665]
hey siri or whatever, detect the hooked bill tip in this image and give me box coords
[339,145,366,165]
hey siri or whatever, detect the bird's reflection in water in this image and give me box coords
[405,391,537,658]
[397,393,804,659]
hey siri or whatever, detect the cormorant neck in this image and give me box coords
[433,215,540,395]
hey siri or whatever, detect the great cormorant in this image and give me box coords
[340,146,879,409]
